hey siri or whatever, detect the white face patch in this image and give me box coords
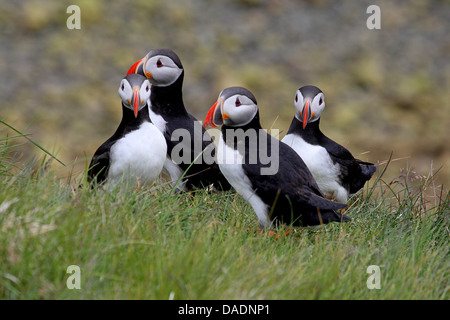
[139,79,151,103]
[144,55,183,87]
[294,90,325,123]
[118,78,151,113]
[118,78,133,102]
[221,94,258,127]
[293,89,305,119]
[309,92,325,122]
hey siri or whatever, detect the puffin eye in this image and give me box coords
[235,97,241,107]
[121,83,124,91]
[295,94,298,102]
[146,85,149,92]
[319,98,323,105]
[156,59,163,68]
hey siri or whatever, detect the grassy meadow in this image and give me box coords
[0,129,448,300]
[1,0,448,302]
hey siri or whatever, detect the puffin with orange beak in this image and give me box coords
[127,49,231,192]
[205,86,349,228]
[282,85,376,203]
[88,74,167,187]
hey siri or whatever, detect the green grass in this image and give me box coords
[0,127,448,300]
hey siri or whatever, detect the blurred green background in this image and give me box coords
[1,0,449,187]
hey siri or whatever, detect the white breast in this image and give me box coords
[217,136,271,228]
[282,134,348,203]
[108,122,167,188]
[148,101,167,134]
[146,100,186,191]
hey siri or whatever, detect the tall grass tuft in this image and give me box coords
[0,122,448,299]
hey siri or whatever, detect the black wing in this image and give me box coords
[165,114,231,190]
[352,159,377,192]
[288,116,375,195]
[87,139,116,185]
[321,135,376,194]
[242,132,348,226]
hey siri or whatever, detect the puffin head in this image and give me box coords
[294,85,325,129]
[118,74,151,118]
[204,87,258,128]
[127,49,183,87]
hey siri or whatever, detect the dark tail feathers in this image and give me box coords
[357,160,377,179]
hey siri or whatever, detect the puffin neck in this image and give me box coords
[288,117,323,144]
[221,111,262,142]
[117,103,151,133]
[150,72,188,117]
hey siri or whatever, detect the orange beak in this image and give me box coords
[302,100,310,129]
[131,88,140,118]
[204,99,223,128]
[127,58,145,76]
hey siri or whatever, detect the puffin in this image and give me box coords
[281,85,376,203]
[88,74,167,188]
[127,49,231,192]
[204,86,350,228]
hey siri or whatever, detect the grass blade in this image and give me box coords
[0,119,65,167]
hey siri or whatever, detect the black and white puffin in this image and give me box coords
[127,49,231,192]
[282,85,376,203]
[204,86,350,228]
[88,74,167,187]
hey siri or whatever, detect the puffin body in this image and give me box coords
[282,85,376,203]
[205,87,349,228]
[88,74,167,188]
[127,49,231,192]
